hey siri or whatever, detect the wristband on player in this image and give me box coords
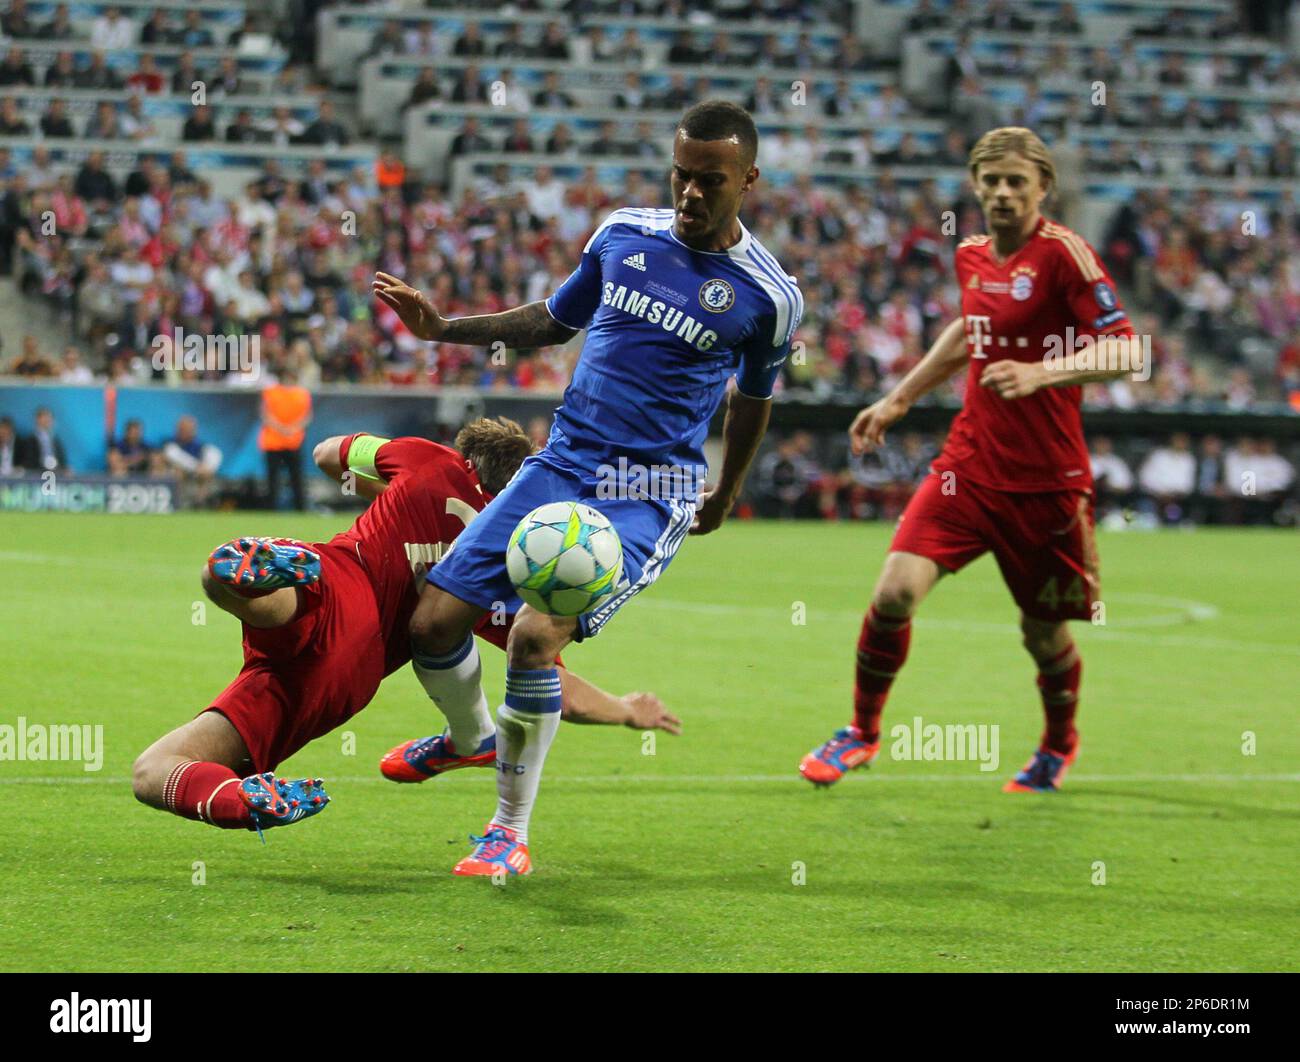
[343,433,391,483]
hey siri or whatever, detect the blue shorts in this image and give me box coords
[427,451,696,640]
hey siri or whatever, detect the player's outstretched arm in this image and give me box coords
[373,272,576,348]
[691,389,771,536]
[557,668,682,734]
[850,316,968,453]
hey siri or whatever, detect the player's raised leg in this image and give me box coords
[453,607,577,877]
[389,583,497,781]
[800,550,942,786]
[1003,615,1081,793]
[203,536,321,628]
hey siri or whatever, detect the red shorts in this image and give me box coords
[204,543,387,773]
[891,473,1100,622]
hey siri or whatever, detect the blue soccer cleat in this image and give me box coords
[452,824,532,877]
[239,772,330,841]
[379,731,497,783]
[208,537,321,593]
[1003,745,1078,793]
[799,726,881,787]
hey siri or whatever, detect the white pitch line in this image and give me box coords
[6,550,1297,656]
[2,772,1297,785]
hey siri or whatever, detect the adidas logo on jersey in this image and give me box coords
[622,252,647,271]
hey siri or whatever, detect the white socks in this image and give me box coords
[489,668,563,844]
[410,635,494,754]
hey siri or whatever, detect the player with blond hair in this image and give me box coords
[800,127,1145,792]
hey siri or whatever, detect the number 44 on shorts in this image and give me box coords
[1035,575,1087,612]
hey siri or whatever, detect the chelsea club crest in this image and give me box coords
[699,279,735,313]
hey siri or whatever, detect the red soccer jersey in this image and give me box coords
[932,217,1134,493]
[327,436,492,674]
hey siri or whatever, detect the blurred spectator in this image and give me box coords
[43,52,76,88]
[139,8,169,46]
[11,335,52,376]
[126,53,165,94]
[174,8,214,49]
[58,347,94,384]
[259,368,313,510]
[1224,437,1296,524]
[1138,432,1196,523]
[0,46,35,87]
[405,67,441,110]
[91,6,136,51]
[1,0,35,38]
[162,415,222,507]
[39,98,75,139]
[1090,435,1135,513]
[0,98,30,136]
[450,117,492,157]
[0,415,18,474]
[74,51,122,91]
[533,72,576,109]
[19,407,68,472]
[107,418,164,477]
[183,105,218,143]
[74,151,118,207]
[301,101,349,148]
[37,2,73,42]
[84,101,122,140]
[1190,434,1229,524]
[754,433,825,519]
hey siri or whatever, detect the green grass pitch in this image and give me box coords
[1,512,1296,972]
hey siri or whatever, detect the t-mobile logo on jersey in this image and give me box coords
[965,315,993,359]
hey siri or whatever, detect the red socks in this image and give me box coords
[1036,644,1081,755]
[852,606,912,743]
[164,760,252,829]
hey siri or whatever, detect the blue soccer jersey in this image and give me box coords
[543,207,803,486]
[428,207,801,639]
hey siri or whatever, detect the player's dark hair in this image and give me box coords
[455,416,535,495]
[676,100,758,169]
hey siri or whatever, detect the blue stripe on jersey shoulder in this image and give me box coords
[583,207,675,252]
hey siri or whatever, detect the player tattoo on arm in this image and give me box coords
[373,272,577,348]
[441,301,578,349]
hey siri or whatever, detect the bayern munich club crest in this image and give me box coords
[1010,270,1034,301]
[699,279,735,313]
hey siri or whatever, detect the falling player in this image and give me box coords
[373,100,802,876]
[800,127,1145,792]
[131,419,680,835]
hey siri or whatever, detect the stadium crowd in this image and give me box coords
[0,0,1297,520]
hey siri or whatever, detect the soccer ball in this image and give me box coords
[506,501,623,616]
